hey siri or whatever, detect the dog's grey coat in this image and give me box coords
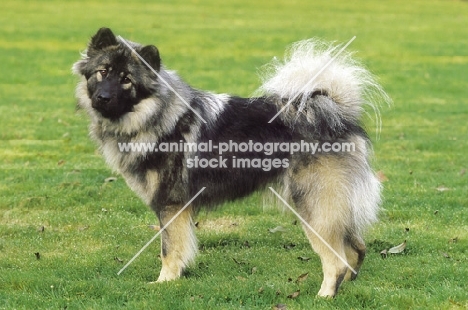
[73,28,388,297]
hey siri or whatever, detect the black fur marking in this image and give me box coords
[160,231,168,257]
[188,97,292,207]
[334,269,348,296]
[144,133,188,209]
[176,109,197,135]
[90,74,136,120]
[310,90,329,98]
[88,27,118,56]
[139,45,161,72]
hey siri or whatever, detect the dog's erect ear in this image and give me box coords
[88,28,118,55]
[139,45,161,72]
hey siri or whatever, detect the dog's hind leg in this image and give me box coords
[290,156,363,297]
[154,205,197,282]
[298,213,350,297]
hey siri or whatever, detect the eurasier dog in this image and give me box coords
[73,27,388,297]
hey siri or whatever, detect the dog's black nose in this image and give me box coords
[97,93,111,103]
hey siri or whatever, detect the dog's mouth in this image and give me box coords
[92,98,126,120]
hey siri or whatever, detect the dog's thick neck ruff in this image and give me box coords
[73,27,388,297]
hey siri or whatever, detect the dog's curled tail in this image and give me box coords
[258,39,390,136]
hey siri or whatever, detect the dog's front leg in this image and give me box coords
[155,205,197,282]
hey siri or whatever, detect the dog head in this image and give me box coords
[73,27,161,120]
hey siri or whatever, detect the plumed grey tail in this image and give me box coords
[258,39,390,136]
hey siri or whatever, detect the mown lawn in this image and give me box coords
[1,0,467,309]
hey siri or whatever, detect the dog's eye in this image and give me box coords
[98,69,108,77]
[121,77,132,84]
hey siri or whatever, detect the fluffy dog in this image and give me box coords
[73,27,387,297]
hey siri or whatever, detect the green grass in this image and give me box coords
[1,0,467,309]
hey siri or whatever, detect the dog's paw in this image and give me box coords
[156,268,181,282]
[316,288,336,298]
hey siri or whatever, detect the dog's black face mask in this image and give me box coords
[89,63,136,119]
[77,27,161,120]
